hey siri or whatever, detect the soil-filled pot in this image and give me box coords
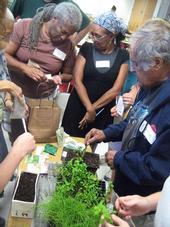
[83,152,100,173]
[64,151,100,173]
[11,172,39,218]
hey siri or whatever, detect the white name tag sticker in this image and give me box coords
[96,60,110,68]
[116,96,124,117]
[143,123,156,144]
[53,48,66,61]
[139,120,147,132]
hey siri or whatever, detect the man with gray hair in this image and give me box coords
[5,2,82,98]
[85,18,170,199]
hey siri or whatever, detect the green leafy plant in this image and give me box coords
[41,191,99,227]
[94,201,112,224]
[40,157,114,227]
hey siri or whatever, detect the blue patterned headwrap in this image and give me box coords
[93,11,127,35]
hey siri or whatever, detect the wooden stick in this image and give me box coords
[115,193,136,227]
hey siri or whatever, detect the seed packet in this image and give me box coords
[43,144,58,156]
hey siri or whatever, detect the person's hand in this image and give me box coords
[79,109,96,129]
[122,93,135,107]
[105,150,117,169]
[84,128,105,145]
[51,75,62,85]
[115,195,150,218]
[12,132,36,157]
[110,106,119,117]
[5,99,14,111]
[100,214,130,227]
[4,81,25,105]
[22,65,46,82]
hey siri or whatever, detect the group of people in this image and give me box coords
[85,18,170,227]
[0,0,170,226]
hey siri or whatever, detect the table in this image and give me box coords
[7,138,85,227]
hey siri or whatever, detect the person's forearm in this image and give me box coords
[93,64,128,109]
[0,148,24,192]
[5,52,26,73]
[71,24,92,45]
[93,88,120,110]
[60,73,73,82]
[75,82,93,111]
[145,192,161,213]
[0,80,13,92]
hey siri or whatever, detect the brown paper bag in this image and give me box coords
[27,99,61,143]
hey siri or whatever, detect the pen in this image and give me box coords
[22,118,27,132]
[96,108,104,117]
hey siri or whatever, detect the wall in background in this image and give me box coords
[154,0,170,21]
[74,0,169,29]
[74,0,135,25]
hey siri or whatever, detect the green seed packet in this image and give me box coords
[44,144,58,156]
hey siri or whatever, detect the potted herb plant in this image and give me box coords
[40,158,114,226]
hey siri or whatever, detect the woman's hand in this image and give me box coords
[22,65,46,82]
[122,93,135,107]
[110,106,119,117]
[78,108,96,129]
[52,75,62,85]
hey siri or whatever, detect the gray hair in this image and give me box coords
[130,18,170,71]
[28,2,82,50]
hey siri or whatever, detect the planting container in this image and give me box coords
[11,172,39,218]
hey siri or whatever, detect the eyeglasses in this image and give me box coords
[88,32,108,41]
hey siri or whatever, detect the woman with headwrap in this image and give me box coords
[62,11,129,137]
[5,3,82,98]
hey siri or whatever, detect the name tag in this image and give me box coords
[96,60,110,68]
[140,121,156,144]
[53,48,66,61]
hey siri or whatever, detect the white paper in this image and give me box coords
[35,146,44,155]
[116,96,124,117]
[62,151,67,158]
[45,74,52,80]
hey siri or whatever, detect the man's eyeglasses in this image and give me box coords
[88,32,107,41]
